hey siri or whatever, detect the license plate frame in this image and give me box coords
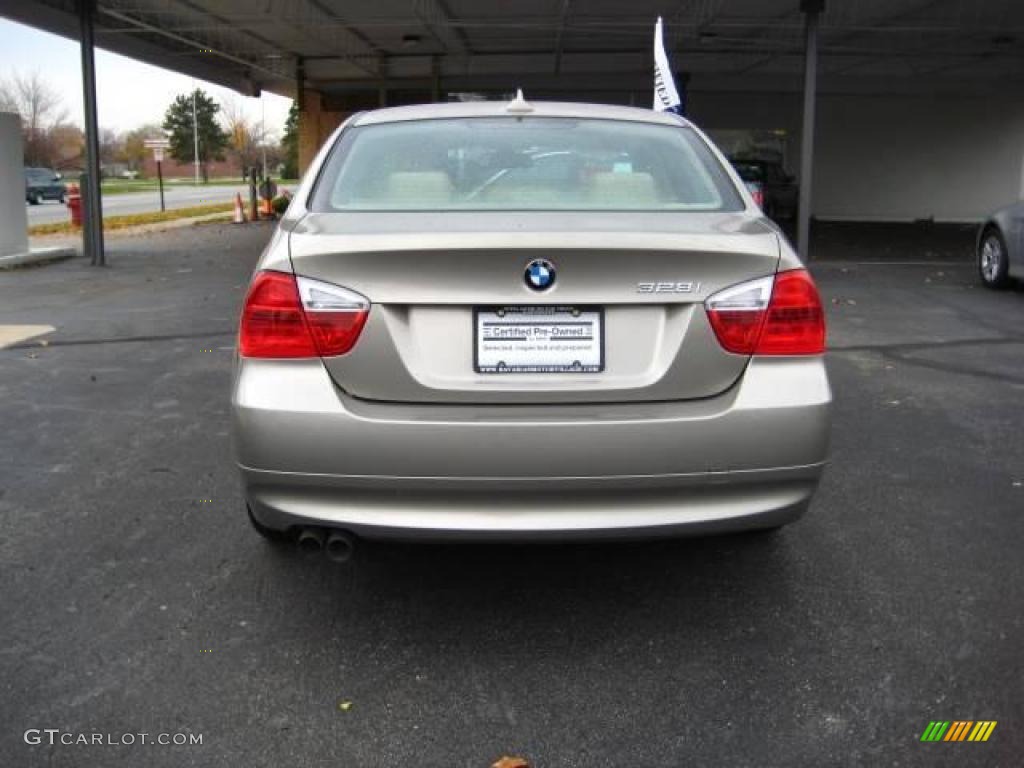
[474,305,605,374]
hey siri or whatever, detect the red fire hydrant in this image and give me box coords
[66,183,82,228]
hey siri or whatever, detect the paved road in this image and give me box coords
[25,184,252,225]
[0,225,1021,767]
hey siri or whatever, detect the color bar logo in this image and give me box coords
[920,721,997,742]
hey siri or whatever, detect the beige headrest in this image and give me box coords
[385,172,454,204]
[587,172,658,205]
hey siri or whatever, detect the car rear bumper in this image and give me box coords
[232,356,831,538]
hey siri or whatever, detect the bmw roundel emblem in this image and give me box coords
[525,259,556,291]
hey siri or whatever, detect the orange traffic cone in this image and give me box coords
[233,193,247,224]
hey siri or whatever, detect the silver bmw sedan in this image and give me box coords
[232,99,830,559]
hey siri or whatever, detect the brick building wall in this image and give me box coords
[297,90,348,175]
[140,155,243,180]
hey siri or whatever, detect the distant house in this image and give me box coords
[101,162,137,179]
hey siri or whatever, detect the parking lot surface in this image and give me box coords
[1,223,1021,767]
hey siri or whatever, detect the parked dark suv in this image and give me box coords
[25,167,67,205]
[729,158,798,221]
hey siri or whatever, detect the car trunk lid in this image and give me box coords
[289,211,779,404]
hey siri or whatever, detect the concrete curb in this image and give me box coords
[27,212,244,251]
[107,212,237,237]
[0,246,76,270]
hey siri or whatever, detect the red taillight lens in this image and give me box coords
[757,269,825,354]
[752,189,764,209]
[239,271,317,358]
[239,271,369,358]
[302,310,367,356]
[705,269,825,356]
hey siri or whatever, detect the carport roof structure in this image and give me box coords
[2,0,1023,267]
[5,0,1023,99]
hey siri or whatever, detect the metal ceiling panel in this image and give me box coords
[0,0,1020,98]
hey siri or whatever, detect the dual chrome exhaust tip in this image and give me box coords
[297,527,356,563]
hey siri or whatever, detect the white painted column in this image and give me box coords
[0,112,29,258]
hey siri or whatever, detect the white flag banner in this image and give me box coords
[653,16,682,113]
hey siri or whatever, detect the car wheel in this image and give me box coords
[27,193,40,205]
[246,504,291,545]
[978,227,1011,289]
[59,192,67,204]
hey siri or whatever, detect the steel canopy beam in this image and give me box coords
[79,0,105,266]
[797,0,823,261]
[553,0,572,74]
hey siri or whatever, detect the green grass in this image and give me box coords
[100,180,160,195]
[29,202,234,236]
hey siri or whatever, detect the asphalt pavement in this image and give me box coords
[0,223,1021,767]
[25,184,252,225]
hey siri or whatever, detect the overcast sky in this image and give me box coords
[0,18,292,139]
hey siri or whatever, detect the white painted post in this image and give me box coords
[0,112,30,259]
[0,111,73,268]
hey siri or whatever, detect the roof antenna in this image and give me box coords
[505,88,533,113]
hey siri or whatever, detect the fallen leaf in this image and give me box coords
[492,758,530,768]
[337,700,353,712]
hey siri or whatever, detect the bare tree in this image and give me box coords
[99,127,122,167]
[221,96,265,178]
[48,123,85,167]
[0,70,70,166]
[120,123,163,174]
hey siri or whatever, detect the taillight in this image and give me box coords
[705,269,825,355]
[294,274,370,356]
[238,271,369,358]
[756,269,826,354]
[752,188,764,209]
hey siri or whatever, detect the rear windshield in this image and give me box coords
[310,117,744,212]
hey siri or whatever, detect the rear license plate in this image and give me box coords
[475,306,604,374]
